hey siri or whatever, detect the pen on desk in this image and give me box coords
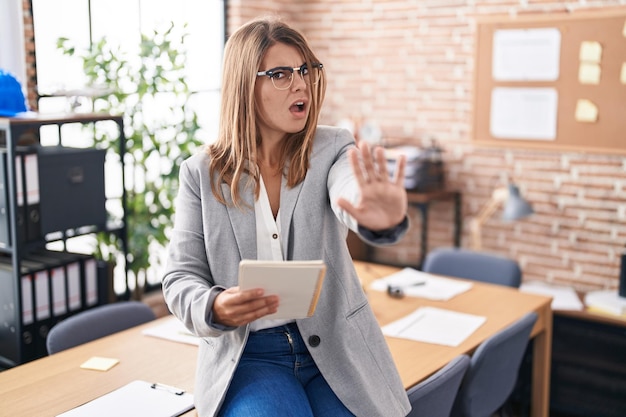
[387,281,426,298]
[150,382,186,395]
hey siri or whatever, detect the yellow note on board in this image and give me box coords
[575,99,598,123]
[621,63,626,85]
[578,62,601,84]
[80,356,120,371]
[579,41,602,63]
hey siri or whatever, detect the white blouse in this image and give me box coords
[249,176,294,331]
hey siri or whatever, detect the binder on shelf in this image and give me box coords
[83,256,99,307]
[33,249,98,310]
[25,252,69,319]
[0,258,37,362]
[0,146,41,246]
[23,151,41,242]
[0,150,9,247]
[20,257,53,358]
[0,256,50,361]
[14,151,25,245]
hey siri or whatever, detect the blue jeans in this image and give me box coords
[218,323,355,417]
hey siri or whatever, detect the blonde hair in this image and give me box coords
[208,16,326,208]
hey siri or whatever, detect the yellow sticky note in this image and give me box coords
[80,356,120,371]
[575,99,598,123]
[579,41,602,63]
[621,63,626,85]
[578,62,601,84]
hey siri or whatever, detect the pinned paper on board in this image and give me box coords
[575,99,598,123]
[490,87,558,140]
[578,62,601,84]
[621,63,626,85]
[492,28,561,81]
[579,41,602,63]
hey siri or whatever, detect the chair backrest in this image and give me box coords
[422,248,522,288]
[450,312,538,417]
[46,301,156,354]
[406,354,471,417]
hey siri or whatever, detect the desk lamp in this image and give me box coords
[470,183,533,250]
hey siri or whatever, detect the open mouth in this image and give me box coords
[290,101,306,113]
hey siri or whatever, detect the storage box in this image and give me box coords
[38,146,106,235]
[385,146,445,192]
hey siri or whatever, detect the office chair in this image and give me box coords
[406,354,471,417]
[46,301,156,354]
[450,312,538,417]
[422,247,522,288]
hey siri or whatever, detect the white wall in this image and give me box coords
[0,0,26,84]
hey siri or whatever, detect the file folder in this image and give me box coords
[0,259,37,363]
[25,252,69,318]
[0,148,29,247]
[31,249,85,312]
[0,150,9,247]
[35,249,100,308]
[20,257,53,358]
[23,152,41,241]
[0,256,47,362]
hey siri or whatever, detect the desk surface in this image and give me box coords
[0,261,552,417]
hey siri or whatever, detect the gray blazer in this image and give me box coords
[162,126,411,417]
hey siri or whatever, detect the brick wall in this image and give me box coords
[22,0,626,292]
[22,0,37,111]
[227,0,626,292]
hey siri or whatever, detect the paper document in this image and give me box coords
[143,316,200,346]
[492,28,561,81]
[369,268,472,301]
[238,259,326,319]
[490,87,558,140]
[56,380,194,417]
[382,307,487,347]
[584,290,626,316]
[519,281,583,311]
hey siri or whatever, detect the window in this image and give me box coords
[32,0,224,140]
[30,0,225,295]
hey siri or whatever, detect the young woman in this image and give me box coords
[162,16,411,417]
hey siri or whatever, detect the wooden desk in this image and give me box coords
[0,262,552,417]
[0,318,199,416]
[355,261,553,417]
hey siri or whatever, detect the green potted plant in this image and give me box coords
[57,22,204,299]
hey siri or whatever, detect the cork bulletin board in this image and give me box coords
[473,8,626,154]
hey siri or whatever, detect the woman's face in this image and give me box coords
[255,42,311,141]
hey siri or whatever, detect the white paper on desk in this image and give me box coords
[56,380,194,417]
[142,316,200,346]
[369,268,473,301]
[519,281,583,311]
[383,307,487,347]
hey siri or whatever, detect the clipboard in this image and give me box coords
[55,380,194,417]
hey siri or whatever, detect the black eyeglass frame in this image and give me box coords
[256,62,323,90]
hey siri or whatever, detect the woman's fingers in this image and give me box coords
[213,287,279,327]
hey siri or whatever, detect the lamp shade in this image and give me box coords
[501,184,533,221]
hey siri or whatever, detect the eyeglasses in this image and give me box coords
[256,62,323,90]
